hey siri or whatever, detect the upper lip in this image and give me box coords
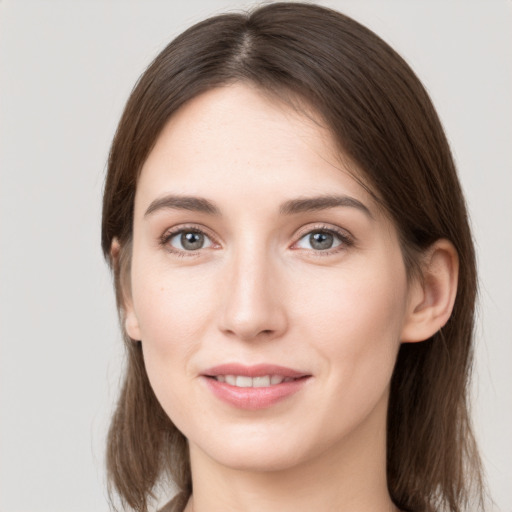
[202,363,310,379]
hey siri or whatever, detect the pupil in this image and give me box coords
[181,232,204,250]
[310,231,333,250]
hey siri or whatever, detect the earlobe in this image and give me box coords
[110,238,121,267]
[110,237,142,341]
[401,239,459,343]
[125,309,142,341]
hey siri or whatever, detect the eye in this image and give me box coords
[294,228,350,252]
[165,229,214,252]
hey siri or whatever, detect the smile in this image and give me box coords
[212,375,296,387]
[201,363,311,410]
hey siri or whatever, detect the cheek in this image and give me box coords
[298,259,407,385]
[132,262,215,343]
[299,257,406,335]
[131,266,218,428]
[130,260,220,402]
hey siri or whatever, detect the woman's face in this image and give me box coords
[126,84,415,472]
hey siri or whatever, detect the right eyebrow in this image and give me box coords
[144,195,221,217]
[278,194,373,219]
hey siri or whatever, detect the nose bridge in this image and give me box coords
[219,236,287,340]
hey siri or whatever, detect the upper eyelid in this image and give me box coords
[162,224,218,240]
[293,223,353,242]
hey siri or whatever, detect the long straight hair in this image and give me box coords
[102,3,484,511]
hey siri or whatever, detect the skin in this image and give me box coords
[119,83,458,512]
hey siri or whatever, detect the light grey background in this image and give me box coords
[1,1,510,511]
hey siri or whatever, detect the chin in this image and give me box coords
[209,444,305,473]
[189,423,329,474]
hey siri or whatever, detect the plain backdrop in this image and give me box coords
[0,1,511,511]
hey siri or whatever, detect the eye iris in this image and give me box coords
[309,231,333,250]
[181,231,204,250]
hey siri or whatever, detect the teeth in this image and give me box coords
[214,375,293,387]
[271,375,284,385]
[236,376,252,388]
[253,376,270,387]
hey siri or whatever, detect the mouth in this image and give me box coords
[201,364,311,409]
[207,374,302,387]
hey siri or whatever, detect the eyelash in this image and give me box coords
[159,223,354,258]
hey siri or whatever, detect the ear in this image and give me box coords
[401,239,459,343]
[110,238,141,341]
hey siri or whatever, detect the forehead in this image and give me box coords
[135,83,377,216]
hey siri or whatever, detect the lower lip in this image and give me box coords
[202,376,310,410]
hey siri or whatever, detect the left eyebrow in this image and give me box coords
[279,194,373,219]
[144,195,221,217]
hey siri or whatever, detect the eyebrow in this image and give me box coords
[144,193,373,219]
[279,194,373,218]
[145,195,221,217]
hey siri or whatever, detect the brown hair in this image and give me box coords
[101,3,484,511]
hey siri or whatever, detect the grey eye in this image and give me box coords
[310,232,333,250]
[296,230,343,251]
[169,231,213,251]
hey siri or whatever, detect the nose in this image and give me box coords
[217,245,288,341]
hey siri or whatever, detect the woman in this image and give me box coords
[101,3,486,511]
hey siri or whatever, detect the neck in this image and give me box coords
[184,396,397,512]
